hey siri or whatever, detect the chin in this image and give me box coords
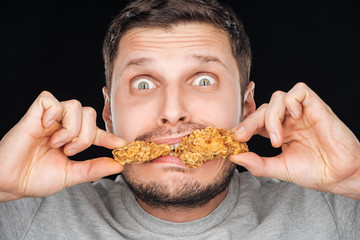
[121,159,236,209]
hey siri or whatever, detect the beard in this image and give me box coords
[122,161,235,209]
[120,122,236,209]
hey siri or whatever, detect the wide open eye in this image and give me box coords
[192,74,217,86]
[132,78,156,90]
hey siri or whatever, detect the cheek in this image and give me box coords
[187,90,241,128]
[111,95,158,141]
[218,82,242,127]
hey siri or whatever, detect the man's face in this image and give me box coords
[104,23,244,207]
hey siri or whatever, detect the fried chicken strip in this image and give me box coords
[112,141,171,165]
[112,127,248,168]
[175,127,248,168]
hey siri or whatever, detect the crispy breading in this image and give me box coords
[175,127,248,168]
[112,141,171,165]
[112,127,248,168]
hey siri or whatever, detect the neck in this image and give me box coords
[135,187,228,223]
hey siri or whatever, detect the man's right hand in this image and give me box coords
[0,91,126,203]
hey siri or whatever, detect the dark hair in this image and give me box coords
[103,0,251,95]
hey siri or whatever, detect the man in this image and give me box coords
[0,0,359,239]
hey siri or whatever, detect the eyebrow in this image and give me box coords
[125,57,154,69]
[188,54,229,71]
[118,57,154,77]
[120,54,228,76]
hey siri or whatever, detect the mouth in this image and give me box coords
[152,135,187,150]
[149,136,187,166]
[150,154,186,167]
[169,143,180,151]
[113,126,248,169]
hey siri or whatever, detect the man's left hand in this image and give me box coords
[231,82,360,199]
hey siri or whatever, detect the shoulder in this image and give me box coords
[234,170,321,198]
[321,191,360,238]
[232,171,360,239]
[0,198,43,239]
[232,171,336,219]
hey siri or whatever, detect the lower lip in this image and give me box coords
[151,155,186,167]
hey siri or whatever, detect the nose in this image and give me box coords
[157,85,190,126]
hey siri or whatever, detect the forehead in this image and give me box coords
[120,23,234,61]
[119,23,231,49]
[112,23,237,80]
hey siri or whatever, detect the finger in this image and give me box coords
[93,129,128,149]
[50,100,83,148]
[229,152,288,181]
[233,103,268,142]
[284,82,309,120]
[265,91,286,148]
[65,157,124,187]
[63,107,97,156]
[23,91,63,130]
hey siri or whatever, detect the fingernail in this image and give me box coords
[53,141,65,148]
[269,133,278,145]
[237,126,245,133]
[234,126,245,137]
[114,136,127,147]
[290,111,298,119]
[46,120,55,128]
[66,149,77,156]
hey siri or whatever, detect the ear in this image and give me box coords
[102,87,114,133]
[242,81,256,120]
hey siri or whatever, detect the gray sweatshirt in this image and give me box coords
[0,171,359,239]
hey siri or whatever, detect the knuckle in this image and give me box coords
[61,99,81,111]
[258,103,268,110]
[294,82,308,89]
[271,90,285,99]
[38,91,61,110]
[67,99,82,109]
[83,107,97,118]
[38,92,54,104]
[39,90,52,98]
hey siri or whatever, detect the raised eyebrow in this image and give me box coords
[120,57,154,76]
[188,54,229,71]
[126,57,153,67]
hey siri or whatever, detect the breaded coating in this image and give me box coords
[112,141,171,165]
[112,127,248,168]
[175,127,248,168]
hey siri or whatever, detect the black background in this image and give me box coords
[1,0,359,164]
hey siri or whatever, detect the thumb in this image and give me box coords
[65,157,124,187]
[229,152,286,180]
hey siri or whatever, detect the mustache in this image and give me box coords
[135,122,207,142]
